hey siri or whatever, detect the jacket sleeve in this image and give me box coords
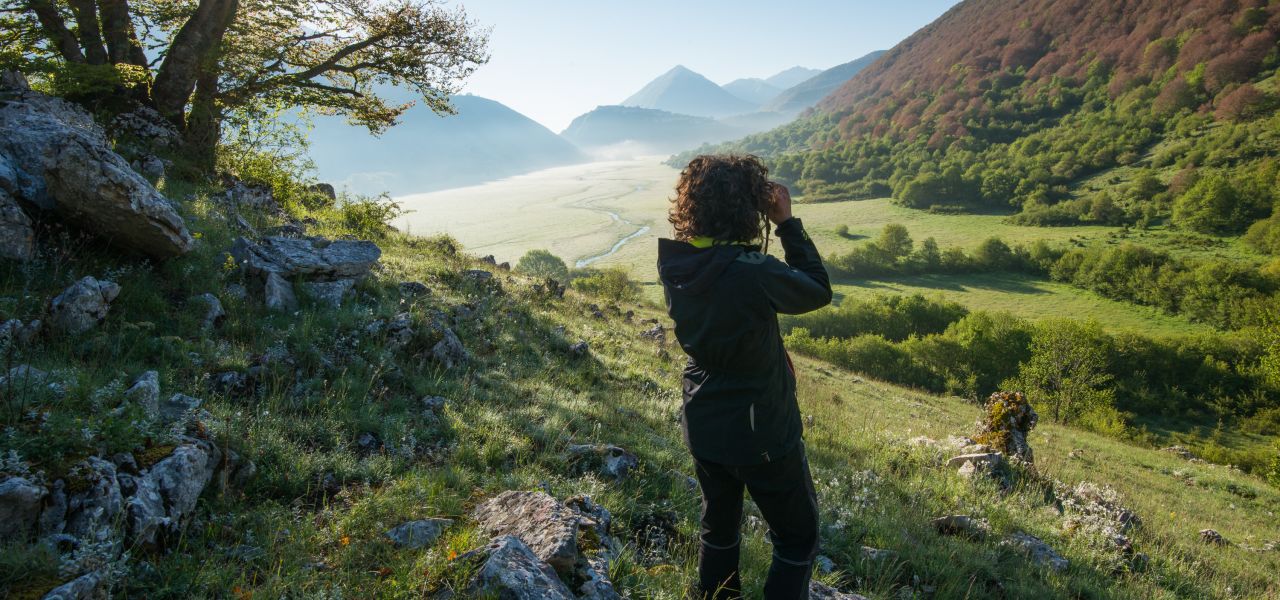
[759,217,833,315]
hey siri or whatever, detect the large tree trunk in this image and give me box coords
[184,69,221,173]
[28,0,87,64]
[67,0,109,65]
[151,0,238,127]
[98,0,149,68]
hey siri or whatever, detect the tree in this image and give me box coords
[515,249,569,281]
[1007,319,1114,425]
[3,0,489,171]
[1172,172,1254,234]
[876,223,913,260]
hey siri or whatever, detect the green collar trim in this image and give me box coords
[689,236,754,249]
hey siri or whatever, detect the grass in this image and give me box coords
[832,272,1217,338]
[2,176,1277,599]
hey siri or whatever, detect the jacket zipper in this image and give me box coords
[749,403,756,432]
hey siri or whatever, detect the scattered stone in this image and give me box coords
[639,324,666,342]
[0,318,41,345]
[421,395,447,415]
[40,569,105,600]
[473,491,580,572]
[231,236,381,281]
[1002,532,1069,572]
[480,255,497,265]
[860,546,898,562]
[569,340,590,357]
[498,262,510,271]
[1162,446,1196,460]
[64,457,123,542]
[1200,529,1229,546]
[0,476,46,539]
[301,278,355,309]
[809,580,870,600]
[134,155,166,180]
[463,269,494,282]
[125,437,219,546]
[224,283,249,301]
[218,176,281,214]
[399,281,429,297]
[535,278,566,298]
[385,518,452,549]
[464,535,576,600]
[160,393,202,424]
[356,432,381,454]
[430,324,469,369]
[814,554,836,574]
[211,371,251,397]
[383,312,415,350]
[931,515,989,539]
[191,293,225,329]
[264,272,298,312]
[109,105,181,150]
[0,186,33,260]
[125,371,161,417]
[566,444,639,481]
[49,276,120,334]
[588,304,604,319]
[972,391,1037,464]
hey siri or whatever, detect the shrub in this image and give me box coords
[515,249,570,281]
[1005,319,1115,425]
[339,194,404,239]
[570,267,640,302]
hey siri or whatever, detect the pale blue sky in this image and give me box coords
[458,1,962,132]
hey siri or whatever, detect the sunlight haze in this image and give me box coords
[459,0,962,131]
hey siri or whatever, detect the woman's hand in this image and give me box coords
[767,182,793,225]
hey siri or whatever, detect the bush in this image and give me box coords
[339,194,404,239]
[1004,319,1115,426]
[570,267,640,302]
[515,249,569,281]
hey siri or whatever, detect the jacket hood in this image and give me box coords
[657,238,753,295]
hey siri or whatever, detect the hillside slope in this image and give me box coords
[765,66,823,89]
[723,77,784,105]
[307,94,586,197]
[762,50,887,114]
[561,105,745,154]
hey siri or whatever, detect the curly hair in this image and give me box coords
[669,154,773,247]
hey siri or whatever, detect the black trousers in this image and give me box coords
[692,444,820,600]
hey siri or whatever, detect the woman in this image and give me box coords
[657,154,832,599]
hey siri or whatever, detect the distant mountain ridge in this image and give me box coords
[560,105,744,154]
[722,78,784,105]
[621,65,756,118]
[307,94,585,196]
[765,66,823,89]
[763,50,887,113]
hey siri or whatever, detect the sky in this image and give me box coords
[458,1,963,132]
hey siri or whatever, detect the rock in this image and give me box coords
[109,106,181,150]
[356,432,381,454]
[399,281,429,296]
[127,438,219,546]
[41,569,105,600]
[301,279,355,309]
[219,176,281,214]
[814,555,836,574]
[1,69,29,91]
[385,312,415,350]
[465,535,576,600]
[931,515,989,539]
[264,272,298,312]
[946,452,1006,470]
[136,155,166,179]
[639,324,666,342]
[38,479,67,536]
[160,393,202,424]
[231,236,380,281]
[49,276,120,334]
[211,370,251,397]
[308,183,337,201]
[430,324,469,369]
[1162,446,1196,460]
[191,293,225,329]
[1200,529,1229,546]
[0,318,41,344]
[809,581,870,600]
[421,395,447,415]
[463,269,494,282]
[64,457,123,542]
[1002,532,1069,572]
[0,90,193,258]
[384,518,452,549]
[472,491,581,573]
[224,283,248,301]
[481,255,497,265]
[566,444,639,481]
[569,340,590,357]
[860,546,898,562]
[972,391,1038,464]
[125,371,161,417]
[0,187,33,260]
[0,476,47,539]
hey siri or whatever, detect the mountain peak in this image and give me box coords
[621,65,755,118]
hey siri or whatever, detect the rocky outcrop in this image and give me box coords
[41,569,106,600]
[124,371,161,417]
[1200,529,1229,546]
[972,391,1038,464]
[0,184,33,260]
[1002,532,1068,572]
[0,476,46,539]
[190,293,225,329]
[566,444,639,481]
[264,272,298,312]
[464,535,576,600]
[932,514,990,539]
[0,318,41,345]
[301,279,355,309]
[0,89,193,258]
[231,236,380,281]
[49,276,120,334]
[63,457,124,543]
[122,437,219,546]
[809,581,870,600]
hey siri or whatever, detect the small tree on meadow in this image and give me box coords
[876,223,914,260]
[1006,319,1114,425]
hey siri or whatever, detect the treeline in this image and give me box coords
[781,294,1278,475]
[826,225,1275,330]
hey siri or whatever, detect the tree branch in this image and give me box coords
[27,0,87,63]
[67,0,108,64]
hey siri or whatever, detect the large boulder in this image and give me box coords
[384,518,452,549]
[0,186,33,260]
[49,276,120,335]
[123,437,219,546]
[230,236,380,281]
[972,391,1038,464]
[0,476,46,539]
[473,491,580,572]
[40,569,105,600]
[63,457,123,543]
[1002,532,1069,572]
[0,90,193,259]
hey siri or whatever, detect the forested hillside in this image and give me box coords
[700,0,1280,235]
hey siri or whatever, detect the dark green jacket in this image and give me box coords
[657,218,832,465]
